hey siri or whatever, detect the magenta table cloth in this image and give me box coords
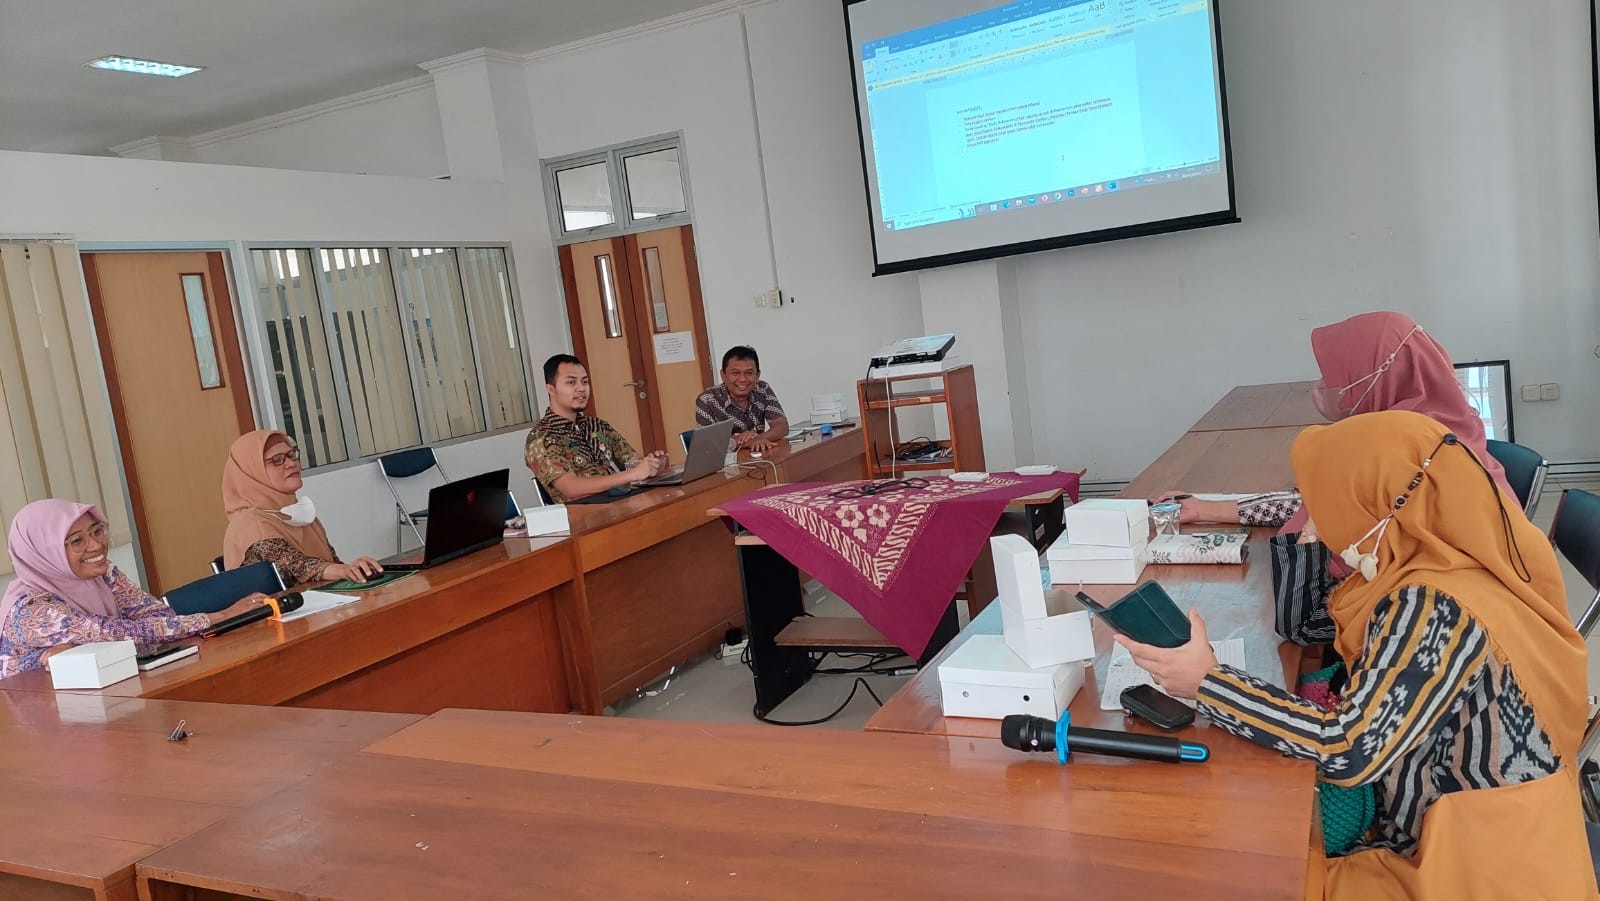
[718,472,1080,657]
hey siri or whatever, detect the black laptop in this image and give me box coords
[382,469,510,571]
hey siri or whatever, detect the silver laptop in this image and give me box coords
[636,419,736,487]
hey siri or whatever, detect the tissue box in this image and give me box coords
[938,635,1085,720]
[49,641,138,690]
[524,504,570,536]
[1064,499,1150,548]
[993,534,1096,668]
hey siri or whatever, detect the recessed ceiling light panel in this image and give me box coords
[85,55,203,78]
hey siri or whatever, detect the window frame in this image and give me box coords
[542,133,694,245]
[241,241,538,475]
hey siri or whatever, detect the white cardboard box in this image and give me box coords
[993,534,1097,668]
[1064,499,1150,548]
[1046,534,1149,562]
[1047,550,1150,585]
[938,635,1085,720]
[49,640,138,690]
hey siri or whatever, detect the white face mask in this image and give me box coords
[278,495,317,527]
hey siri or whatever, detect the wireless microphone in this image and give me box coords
[203,592,304,638]
[1001,712,1209,764]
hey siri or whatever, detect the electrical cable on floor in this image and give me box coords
[752,677,885,727]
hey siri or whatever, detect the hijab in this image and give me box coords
[1292,410,1586,760]
[221,430,336,570]
[0,500,118,631]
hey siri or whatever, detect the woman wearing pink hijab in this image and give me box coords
[1156,311,1517,643]
[0,499,260,678]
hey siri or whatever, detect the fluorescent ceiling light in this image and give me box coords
[85,55,203,78]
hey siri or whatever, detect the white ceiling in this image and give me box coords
[0,0,720,155]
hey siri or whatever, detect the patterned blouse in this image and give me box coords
[1198,585,1561,858]
[694,381,785,434]
[524,408,637,503]
[0,566,211,678]
[240,538,331,586]
[1237,489,1303,527]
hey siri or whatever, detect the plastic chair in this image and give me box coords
[377,447,449,552]
[1551,488,1600,639]
[164,561,285,616]
[1485,439,1549,518]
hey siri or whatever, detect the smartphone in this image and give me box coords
[136,644,198,671]
[1121,684,1195,731]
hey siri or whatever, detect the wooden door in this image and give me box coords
[82,252,254,595]
[559,237,653,453]
[558,225,712,465]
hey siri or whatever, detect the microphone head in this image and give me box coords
[1000,714,1057,752]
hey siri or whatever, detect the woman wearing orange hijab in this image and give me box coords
[1159,311,1517,644]
[1123,411,1594,898]
[221,430,382,584]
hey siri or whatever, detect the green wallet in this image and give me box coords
[1075,580,1192,648]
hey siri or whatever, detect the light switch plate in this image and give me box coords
[1521,385,1541,402]
[1540,383,1560,401]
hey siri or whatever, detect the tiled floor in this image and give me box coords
[617,481,1600,730]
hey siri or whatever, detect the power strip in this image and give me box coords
[718,640,749,665]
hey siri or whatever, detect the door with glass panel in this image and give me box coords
[557,225,712,465]
[81,252,254,594]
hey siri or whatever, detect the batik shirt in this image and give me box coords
[240,539,332,586]
[0,566,211,678]
[1198,585,1561,858]
[524,408,637,503]
[694,381,785,434]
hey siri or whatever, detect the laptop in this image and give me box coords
[382,469,510,571]
[637,419,736,487]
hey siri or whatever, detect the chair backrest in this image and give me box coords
[506,491,522,520]
[1485,439,1547,512]
[377,446,449,521]
[164,561,284,615]
[1552,489,1600,594]
[209,555,225,575]
[532,478,554,506]
[379,446,442,479]
[680,428,695,454]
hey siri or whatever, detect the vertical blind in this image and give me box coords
[0,242,133,574]
[250,246,534,468]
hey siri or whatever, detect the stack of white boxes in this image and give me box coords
[1045,499,1151,585]
[937,535,1095,720]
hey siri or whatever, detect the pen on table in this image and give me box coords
[1151,494,1192,504]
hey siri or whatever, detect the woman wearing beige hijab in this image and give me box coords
[221,430,382,584]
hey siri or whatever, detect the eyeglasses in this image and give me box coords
[829,478,930,500]
[64,523,109,551]
[264,447,302,467]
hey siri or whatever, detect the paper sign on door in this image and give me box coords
[653,331,696,365]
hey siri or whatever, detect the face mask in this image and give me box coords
[1312,325,1423,421]
[278,495,317,527]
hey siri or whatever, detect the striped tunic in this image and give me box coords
[1198,585,1562,857]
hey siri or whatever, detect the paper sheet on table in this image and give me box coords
[1099,638,1246,710]
[275,590,359,624]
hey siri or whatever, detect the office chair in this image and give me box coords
[1551,488,1600,639]
[209,555,225,575]
[532,478,555,506]
[1485,439,1549,518]
[164,561,285,616]
[377,447,449,552]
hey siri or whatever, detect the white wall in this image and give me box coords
[1014,0,1600,479]
[0,150,558,562]
[188,81,449,178]
[524,7,925,416]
